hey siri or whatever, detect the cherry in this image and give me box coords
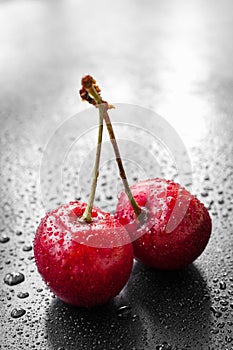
[34,202,133,307]
[115,178,212,270]
[34,73,213,309]
[34,76,134,307]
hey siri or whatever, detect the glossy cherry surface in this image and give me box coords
[34,201,133,307]
[115,178,212,270]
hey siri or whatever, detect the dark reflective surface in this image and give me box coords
[46,263,211,350]
[1,0,233,349]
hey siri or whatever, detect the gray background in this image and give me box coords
[1,0,233,349]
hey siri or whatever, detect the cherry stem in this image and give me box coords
[102,108,142,217]
[80,104,104,223]
[80,75,142,219]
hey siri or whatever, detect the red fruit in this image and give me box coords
[34,201,133,307]
[115,178,212,270]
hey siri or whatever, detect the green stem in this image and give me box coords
[85,83,142,218]
[103,109,142,217]
[80,104,104,222]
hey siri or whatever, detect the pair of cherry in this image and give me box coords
[34,76,212,307]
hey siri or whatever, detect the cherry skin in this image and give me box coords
[34,201,133,307]
[115,178,212,270]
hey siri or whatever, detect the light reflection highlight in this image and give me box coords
[156,2,211,147]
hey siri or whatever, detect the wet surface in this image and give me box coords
[0,0,233,349]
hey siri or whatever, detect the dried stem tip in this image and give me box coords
[80,75,103,106]
[81,75,96,89]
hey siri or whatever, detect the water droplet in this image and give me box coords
[201,192,208,198]
[0,235,10,243]
[117,305,131,318]
[4,272,25,286]
[23,245,32,252]
[11,307,26,318]
[106,195,113,200]
[225,336,233,343]
[210,306,222,318]
[156,342,173,350]
[220,281,227,290]
[217,322,225,328]
[17,291,29,299]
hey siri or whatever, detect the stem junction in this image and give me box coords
[80,75,144,221]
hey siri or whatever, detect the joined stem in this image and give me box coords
[80,75,143,219]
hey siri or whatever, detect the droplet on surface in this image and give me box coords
[117,305,131,318]
[17,291,29,299]
[156,342,173,350]
[11,308,26,318]
[210,306,222,318]
[4,272,25,286]
[23,245,32,252]
[0,235,10,243]
[219,281,226,290]
[225,336,233,343]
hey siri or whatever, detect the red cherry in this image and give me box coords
[115,178,212,270]
[34,201,133,307]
